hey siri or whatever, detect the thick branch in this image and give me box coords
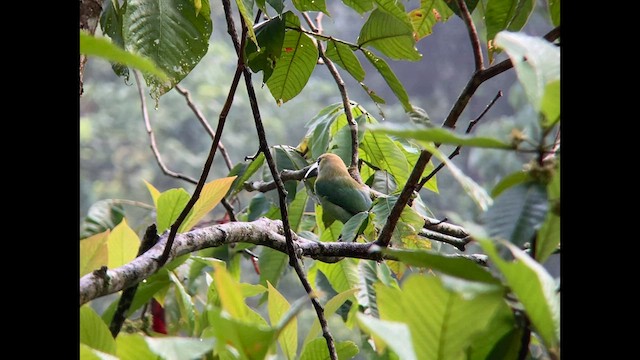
[79,0,103,96]
[419,228,471,252]
[244,166,313,192]
[80,218,487,305]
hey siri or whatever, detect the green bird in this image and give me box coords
[305,153,373,226]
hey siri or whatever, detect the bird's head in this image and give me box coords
[304,153,350,180]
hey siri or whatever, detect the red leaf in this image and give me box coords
[151,298,167,334]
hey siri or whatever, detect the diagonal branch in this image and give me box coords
[457,0,484,71]
[79,218,489,305]
[302,12,361,183]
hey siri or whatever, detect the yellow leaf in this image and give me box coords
[180,176,237,232]
[213,263,247,320]
[268,282,297,359]
[143,179,161,208]
[80,230,110,277]
[108,219,140,269]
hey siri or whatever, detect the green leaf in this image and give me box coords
[122,0,212,99]
[485,0,535,42]
[466,297,521,360]
[80,305,117,355]
[317,258,360,294]
[303,288,359,346]
[357,260,380,318]
[245,14,286,83]
[478,238,560,350]
[444,0,480,18]
[342,0,374,14]
[168,271,196,335]
[494,31,560,111]
[258,247,289,288]
[371,196,425,238]
[271,145,310,201]
[80,344,118,360]
[408,0,455,41]
[484,182,548,247]
[235,0,258,48]
[266,18,319,105]
[422,142,493,211]
[360,82,386,104]
[300,339,359,360]
[369,122,514,149]
[80,31,169,83]
[491,170,532,198]
[229,153,266,196]
[80,199,126,239]
[107,219,140,269]
[382,247,501,284]
[376,276,506,360]
[358,9,421,61]
[316,204,344,241]
[535,211,559,264]
[362,49,412,112]
[99,0,130,79]
[143,179,162,206]
[397,140,438,193]
[208,308,276,359]
[145,336,215,360]
[289,186,309,232]
[80,230,109,277]
[325,41,365,82]
[548,0,560,26]
[541,79,560,128]
[155,188,191,233]
[268,282,297,360]
[116,333,157,360]
[339,212,370,242]
[292,0,330,15]
[357,314,417,360]
[360,129,413,187]
[181,176,237,231]
[267,0,285,14]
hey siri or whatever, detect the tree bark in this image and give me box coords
[79,0,103,96]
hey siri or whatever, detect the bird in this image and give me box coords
[304,153,373,226]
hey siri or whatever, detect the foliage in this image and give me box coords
[80,0,560,359]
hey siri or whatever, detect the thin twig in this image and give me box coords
[174,84,234,171]
[302,13,361,181]
[230,7,337,359]
[155,27,247,267]
[418,229,471,252]
[543,129,560,163]
[457,0,484,71]
[134,71,199,185]
[244,165,314,192]
[417,91,502,191]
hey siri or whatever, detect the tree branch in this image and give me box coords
[243,166,314,192]
[135,70,200,185]
[79,0,103,96]
[419,228,471,252]
[302,13,361,182]
[457,0,483,71]
[79,218,489,305]
[174,84,234,171]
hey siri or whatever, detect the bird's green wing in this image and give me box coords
[315,177,372,219]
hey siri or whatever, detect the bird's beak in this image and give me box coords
[304,161,319,179]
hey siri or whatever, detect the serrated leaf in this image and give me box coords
[80,31,168,82]
[548,0,560,26]
[325,41,365,82]
[376,276,506,360]
[292,0,329,15]
[303,288,359,346]
[168,271,196,335]
[357,260,380,318]
[541,79,560,128]
[107,219,140,269]
[300,339,359,360]
[80,230,109,277]
[491,171,532,198]
[99,0,130,79]
[486,0,535,42]
[116,333,157,360]
[245,14,286,83]
[145,337,215,360]
[369,122,513,149]
[181,176,237,231]
[357,314,417,360]
[80,305,117,355]
[342,0,374,14]
[422,142,493,211]
[156,188,191,233]
[80,199,125,239]
[268,282,297,360]
[362,49,412,112]
[229,153,266,196]
[122,0,212,99]
[266,24,319,104]
[382,247,500,284]
[317,259,360,294]
[358,9,421,61]
[478,238,560,350]
[484,182,548,247]
[494,31,560,111]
